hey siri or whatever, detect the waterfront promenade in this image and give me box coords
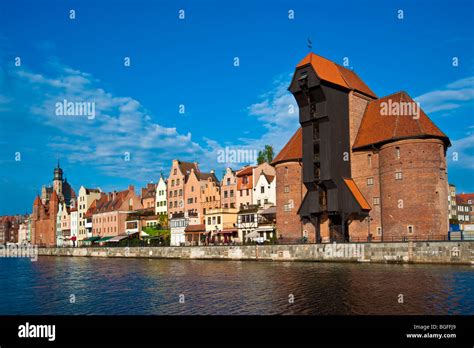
[35,241,474,265]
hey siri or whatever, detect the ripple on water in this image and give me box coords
[0,258,472,315]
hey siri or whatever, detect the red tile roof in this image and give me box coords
[458,193,474,204]
[353,91,450,150]
[236,166,254,177]
[271,128,302,165]
[343,178,371,211]
[297,52,377,98]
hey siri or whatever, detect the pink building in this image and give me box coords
[88,185,144,238]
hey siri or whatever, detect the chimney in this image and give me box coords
[128,185,135,192]
[210,169,215,174]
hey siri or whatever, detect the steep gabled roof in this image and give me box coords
[178,161,199,176]
[297,52,377,98]
[199,172,219,183]
[271,128,302,165]
[353,91,450,150]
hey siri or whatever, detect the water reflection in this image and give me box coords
[0,258,472,315]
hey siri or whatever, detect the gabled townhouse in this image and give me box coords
[200,171,221,218]
[70,207,78,247]
[155,175,168,217]
[252,170,276,207]
[236,163,275,210]
[167,160,199,218]
[77,186,102,241]
[235,166,254,209]
[141,182,156,209]
[220,168,237,209]
[57,201,71,246]
[184,168,203,219]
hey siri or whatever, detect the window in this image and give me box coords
[284,186,290,193]
[230,190,234,197]
[376,227,382,236]
[257,200,261,206]
[246,189,249,196]
[191,186,194,192]
[240,191,242,197]
[367,177,374,186]
[208,217,211,225]
[227,178,231,186]
[373,197,380,206]
[261,186,265,193]
[173,169,177,175]
[395,147,400,159]
[177,179,180,185]
[171,180,175,186]
[264,199,268,204]
[242,177,248,184]
[179,189,183,196]
[407,225,414,234]
[285,167,289,174]
[367,154,372,166]
[217,216,221,224]
[395,171,403,180]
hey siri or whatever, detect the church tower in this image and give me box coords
[53,160,63,197]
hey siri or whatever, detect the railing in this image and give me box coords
[350,235,451,243]
[35,234,469,249]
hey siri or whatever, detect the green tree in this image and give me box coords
[257,145,274,164]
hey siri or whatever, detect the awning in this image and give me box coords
[97,236,113,242]
[82,236,101,242]
[216,229,237,234]
[245,230,260,239]
[107,235,129,242]
[260,206,276,215]
[255,226,274,232]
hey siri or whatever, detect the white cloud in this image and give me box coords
[11,62,212,180]
[449,134,474,169]
[415,76,474,113]
[244,74,299,154]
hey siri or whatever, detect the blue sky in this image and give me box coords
[0,0,473,215]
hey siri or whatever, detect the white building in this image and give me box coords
[252,170,276,207]
[77,186,102,241]
[17,220,28,244]
[155,176,168,216]
[70,208,78,247]
[56,203,64,247]
[170,212,199,246]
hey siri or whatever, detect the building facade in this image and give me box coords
[77,186,102,241]
[272,129,316,243]
[167,160,199,218]
[90,186,143,238]
[155,176,168,217]
[220,168,237,209]
[141,183,156,209]
[288,52,450,242]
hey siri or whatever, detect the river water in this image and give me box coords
[0,257,472,315]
